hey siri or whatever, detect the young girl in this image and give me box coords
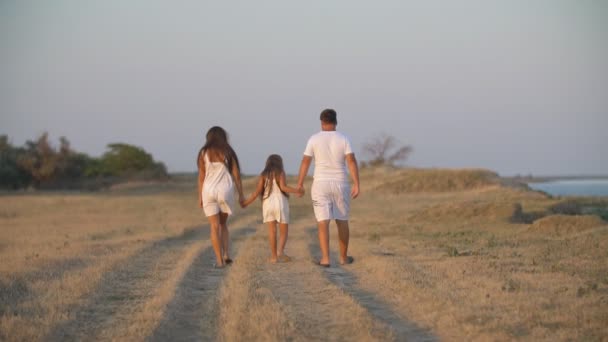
[197,126,244,268]
[241,154,301,263]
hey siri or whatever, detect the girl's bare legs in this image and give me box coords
[267,221,278,263]
[219,212,230,262]
[207,214,224,266]
[277,223,289,258]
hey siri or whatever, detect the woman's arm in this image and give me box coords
[278,171,300,194]
[242,176,264,207]
[197,156,205,208]
[230,157,245,203]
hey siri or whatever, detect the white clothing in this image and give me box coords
[303,130,353,221]
[201,153,235,216]
[262,178,290,224]
[311,180,351,221]
[303,131,353,182]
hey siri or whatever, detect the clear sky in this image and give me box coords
[1,0,607,176]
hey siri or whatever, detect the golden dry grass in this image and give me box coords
[1,170,607,341]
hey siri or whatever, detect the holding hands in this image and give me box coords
[296,185,305,198]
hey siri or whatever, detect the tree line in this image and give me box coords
[0,133,168,190]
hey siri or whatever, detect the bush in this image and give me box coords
[0,136,31,189]
[0,134,168,190]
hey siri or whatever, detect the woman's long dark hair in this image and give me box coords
[196,126,240,174]
[260,154,288,199]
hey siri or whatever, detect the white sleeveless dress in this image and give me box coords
[262,177,289,224]
[202,153,235,216]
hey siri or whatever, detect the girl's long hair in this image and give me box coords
[260,154,288,199]
[196,126,240,174]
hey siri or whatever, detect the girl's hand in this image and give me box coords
[350,184,360,199]
[239,198,247,208]
[296,185,305,197]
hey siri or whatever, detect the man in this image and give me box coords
[296,108,360,266]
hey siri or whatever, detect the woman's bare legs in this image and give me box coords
[267,221,278,263]
[277,223,289,259]
[219,212,230,262]
[207,214,224,266]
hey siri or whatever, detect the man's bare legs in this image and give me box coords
[219,212,231,262]
[336,219,350,264]
[318,219,331,265]
[207,214,224,266]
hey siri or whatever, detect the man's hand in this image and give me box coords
[351,183,360,199]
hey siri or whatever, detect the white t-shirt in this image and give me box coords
[303,131,354,182]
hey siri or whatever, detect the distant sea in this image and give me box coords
[527,179,608,197]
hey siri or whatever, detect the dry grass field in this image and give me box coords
[1,168,607,341]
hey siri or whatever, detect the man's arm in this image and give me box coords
[346,153,360,199]
[296,155,312,196]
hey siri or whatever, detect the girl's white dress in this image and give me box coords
[262,177,289,224]
[201,153,234,216]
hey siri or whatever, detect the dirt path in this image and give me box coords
[41,212,437,341]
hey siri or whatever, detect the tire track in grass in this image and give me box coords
[306,227,438,342]
[218,218,394,341]
[45,214,257,341]
[147,224,256,342]
[45,228,205,341]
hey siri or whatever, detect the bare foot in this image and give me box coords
[339,256,354,265]
[316,258,330,267]
[268,257,278,263]
[278,255,292,262]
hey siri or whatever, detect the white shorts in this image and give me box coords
[311,180,350,221]
[262,195,289,224]
[202,186,234,217]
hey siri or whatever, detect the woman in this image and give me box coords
[197,126,244,268]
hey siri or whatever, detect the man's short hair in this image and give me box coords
[320,109,337,124]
